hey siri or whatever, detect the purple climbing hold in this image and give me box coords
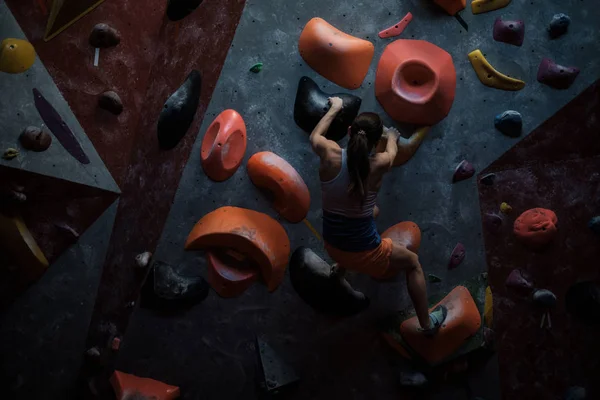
[448,243,466,269]
[537,58,580,90]
[483,213,503,233]
[493,18,525,47]
[453,160,475,183]
[505,269,533,292]
[533,289,557,308]
[548,13,571,39]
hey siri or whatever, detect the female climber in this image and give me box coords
[309,96,446,335]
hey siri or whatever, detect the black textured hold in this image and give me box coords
[89,23,121,48]
[157,70,201,150]
[256,336,299,394]
[480,173,496,186]
[588,216,600,234]
[294,76,362,142]
[98,91,123,115]
[289,247,369,316]
[494,110,522,138]
[548,13,571,39]
[166,0,203,21]
[566,281,600,327]
[532,289,557,308]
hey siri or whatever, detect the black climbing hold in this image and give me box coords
[289,247,369,316]
[565,386,587,400]
[98,91,123,115]
[565,281,600,327]
[166,0,204,21]
[483,213,503,234]
[293,76,362,142]
[494,110,522,138]
[548,13,571,39]
[256,336,299,394]
[427,274,442,283]
[532,289,557,308]
[89,23,121,48]
[480,173,496,186]
[157,70,202,150]
[141,260,209,310]
[588,216,600,234]
[537,58,579,90]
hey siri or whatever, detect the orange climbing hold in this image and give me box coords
[201,109,247,182]
[378,12,413,39]
[399,286,481,365]
[513,208,558,249]
[247,152,310,223]
[377,221,421,280]
[435,0,466,15]
[298,18,374,90]
[110,371,180,400]
[185,207,290,291]
[206,250,259,298]
[375,40,456,126]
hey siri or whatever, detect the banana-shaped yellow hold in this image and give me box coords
[468,49,525,91]
[0,213,49,275]
[471,0,511,14]
[0,38,36,74]
[484,286,493,327]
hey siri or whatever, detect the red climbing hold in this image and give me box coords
[513,208,558,249]
[448,243,465,269]
[378,12,413,39]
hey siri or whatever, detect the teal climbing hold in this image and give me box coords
[495,110,522,137]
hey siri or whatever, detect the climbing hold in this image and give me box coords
[537,58,579,90]
[480,173,495,186]
[111,337,121,351]
[249,62,263,73]
[375,40,456,125]
[157,70,202,150]
[484,286,493,327]
[565,281,600,327]
[493,18,525,47]
[513,208,558,249]
[55,222,80,239]
[256,337,299,394]
[377,221,421,279]
[548,13,571,39]
[200,109,246,182]
[482,326,495,348]
[483,213,503,233]
[378,12,413,39]
[98,91,123,115]
[135,251,152,268]
[289,247,369,316]
[399,286,481,365]
[247,152,310,223]
[398,370,427,387]
[500,202,512,214]
[448,243,466,269]
[471,0,511,14]
[0,39,35,74]
[110,371,180,400]
[2,148,19,160]
[494,110,522,137]
[166,0,204,21]
[533,289,557,308]
[19,126,52,152]
[298,18,374,89]
[0,213,49,275]
[468,49,525,91]
[0,187,26,207]
[453,160,475,182]
[205,250,259,298]
[293,76,362,142]
[44,0,106,41]
[588,216,600,234]
[89,23,121,48]
[185,207,290,291]
[434,0,466,15]
[85,347,101,362]
[505,269,533,292]
[428,274,442,283]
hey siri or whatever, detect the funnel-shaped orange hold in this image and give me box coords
[375,40,456,125]
[378,221,421,279]
[206,250,259,297]
[201,109,247,182]
[110,371,180,400]
[399,286,481,365]
[299,18,374,90]
[247,152,310,223]
[185,207,290,291]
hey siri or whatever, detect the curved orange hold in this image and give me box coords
[375,40,456,126]
[206,250,259,297]
[378,221,421,279]
[513,208,558,249]
[185,207,290,291]
[434,0,466,15]
[247,152,310,223]
[201,109,247,182]
[299,18,374,90]
[399,286,481,365]
[110,371,180,400]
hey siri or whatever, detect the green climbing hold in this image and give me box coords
[250,63,263,73]
[428,274,442,283]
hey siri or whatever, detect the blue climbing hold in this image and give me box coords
[495,110,522,138]
[589,216,600,234]
[548,13,571,39]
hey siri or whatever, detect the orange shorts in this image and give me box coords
[324,238,393,278]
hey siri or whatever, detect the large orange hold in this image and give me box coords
[185,207,290,291]
[375,40,456,125]
[247,152,310,223]
[206,250,259,298]
[399,286,481,365]
[201,109,247,182]
[513,208,558,249]
[110,371,180,400]
[434,0,466,15]
[378,221,422,280]
[299,18,375,90]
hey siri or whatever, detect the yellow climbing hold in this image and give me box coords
[471,0,511,14]
[0,213,49,274]
[484,286,493,327]
[500,202,513,214]
[0,39,36,74]
[468,50,525,91]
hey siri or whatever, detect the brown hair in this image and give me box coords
[347,112,383,198]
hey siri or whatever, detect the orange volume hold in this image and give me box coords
[110,371,180,400]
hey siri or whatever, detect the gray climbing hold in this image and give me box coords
[98,91,123,115]
[256,336,299,394]
[533,289,557,308]
[495,110,522,138]
[453,160,475,183]
[480,173,496,186]
[505,269,533,292]
[548,13,571,39]
[566,281,600,327]
[565,386,586,400]
[588,216,600,234]
[398,370,427,387]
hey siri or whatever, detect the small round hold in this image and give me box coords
[19,126,52,152]
[500,202,512,214]
[532,289,557,308]
[89,23,121,48]
[548,13,571,39]
[98,91,123,115]
[135,251,152,268]
[495,110,522,138]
